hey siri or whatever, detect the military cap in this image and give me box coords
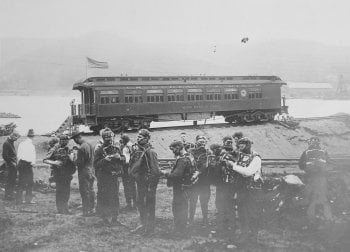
[139,129,151,139]
[222,136,233,143]
[237,137,252,145]
[210,143,222,151]
[100,127,112,136]
[232,132,243,139]
[169,140,184,149]
[101,129,114,138]
[59,134,69,140]
[195,135,206,142]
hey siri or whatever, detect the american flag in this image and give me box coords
[86,57,109,69]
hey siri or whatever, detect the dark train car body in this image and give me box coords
[71,75,287,132]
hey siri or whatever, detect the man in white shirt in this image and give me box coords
[16,129,36,204]
[225,137,262,243]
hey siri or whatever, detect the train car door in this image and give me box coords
[81,87,95,115]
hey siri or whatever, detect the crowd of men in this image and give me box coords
[2,127,332,242]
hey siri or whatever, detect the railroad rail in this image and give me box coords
[158,156,350,170]
[1,156,349,166]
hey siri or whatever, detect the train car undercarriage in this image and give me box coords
[88,109,279,133]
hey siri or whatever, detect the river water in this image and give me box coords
[1,95,350,134]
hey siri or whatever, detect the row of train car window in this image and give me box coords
[100,90,262,104]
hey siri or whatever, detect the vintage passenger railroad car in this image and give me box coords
[71,75,287,132]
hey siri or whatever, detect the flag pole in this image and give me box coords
[85,58,88,79]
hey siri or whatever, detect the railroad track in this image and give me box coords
[158,156,350,170]
[2,156,349,167]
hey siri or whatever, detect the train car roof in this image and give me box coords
[73,75,286,90]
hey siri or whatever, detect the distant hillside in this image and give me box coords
[0,33,349,91]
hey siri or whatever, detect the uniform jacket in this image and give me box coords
[190,146,210,177]
[93,142,123,175]
[299,146,329,174]
[129,143,160,182]
[232,151,262,188]
[43,144,76,179]
[167,153,193,186]
[76,141,94,173]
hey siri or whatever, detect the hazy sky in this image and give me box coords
[0,0,349,46]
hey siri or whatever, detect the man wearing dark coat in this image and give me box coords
[189,135,211,226]
[299,136,333,221]
[2,132,20,200]
[71,130,95,216]
[94,129,123,224]
[163,141,194,232]
[129,129,161,235]
[43,134,76,214]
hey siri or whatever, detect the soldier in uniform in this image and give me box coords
[2,131,20,201]
[189,135,211,226]
[207,143,231,231]
[43,134,76,214]
[129,129,161,235]
[225,137,262,243]
[94,129,124,224]
[120,134,137,211]
[163,141,194,232]
[214,137,238,232]
[71,130,95,216]
[299,136,333,221]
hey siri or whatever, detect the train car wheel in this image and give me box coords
[140,120,151,129]
[243,113,255,123]
[254,111,269,122]
[121,120,130,131]
[224,116,234,123]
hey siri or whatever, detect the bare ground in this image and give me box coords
[1,116,350,251]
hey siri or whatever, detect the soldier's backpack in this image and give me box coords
[129,145,151,180]
[183,152,198,185]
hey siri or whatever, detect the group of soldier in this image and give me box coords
[163,132,263,241]
[2,126,332,243]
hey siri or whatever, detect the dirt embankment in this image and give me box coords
[2,116,349,160]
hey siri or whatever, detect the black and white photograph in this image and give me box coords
[1,0,350,251]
